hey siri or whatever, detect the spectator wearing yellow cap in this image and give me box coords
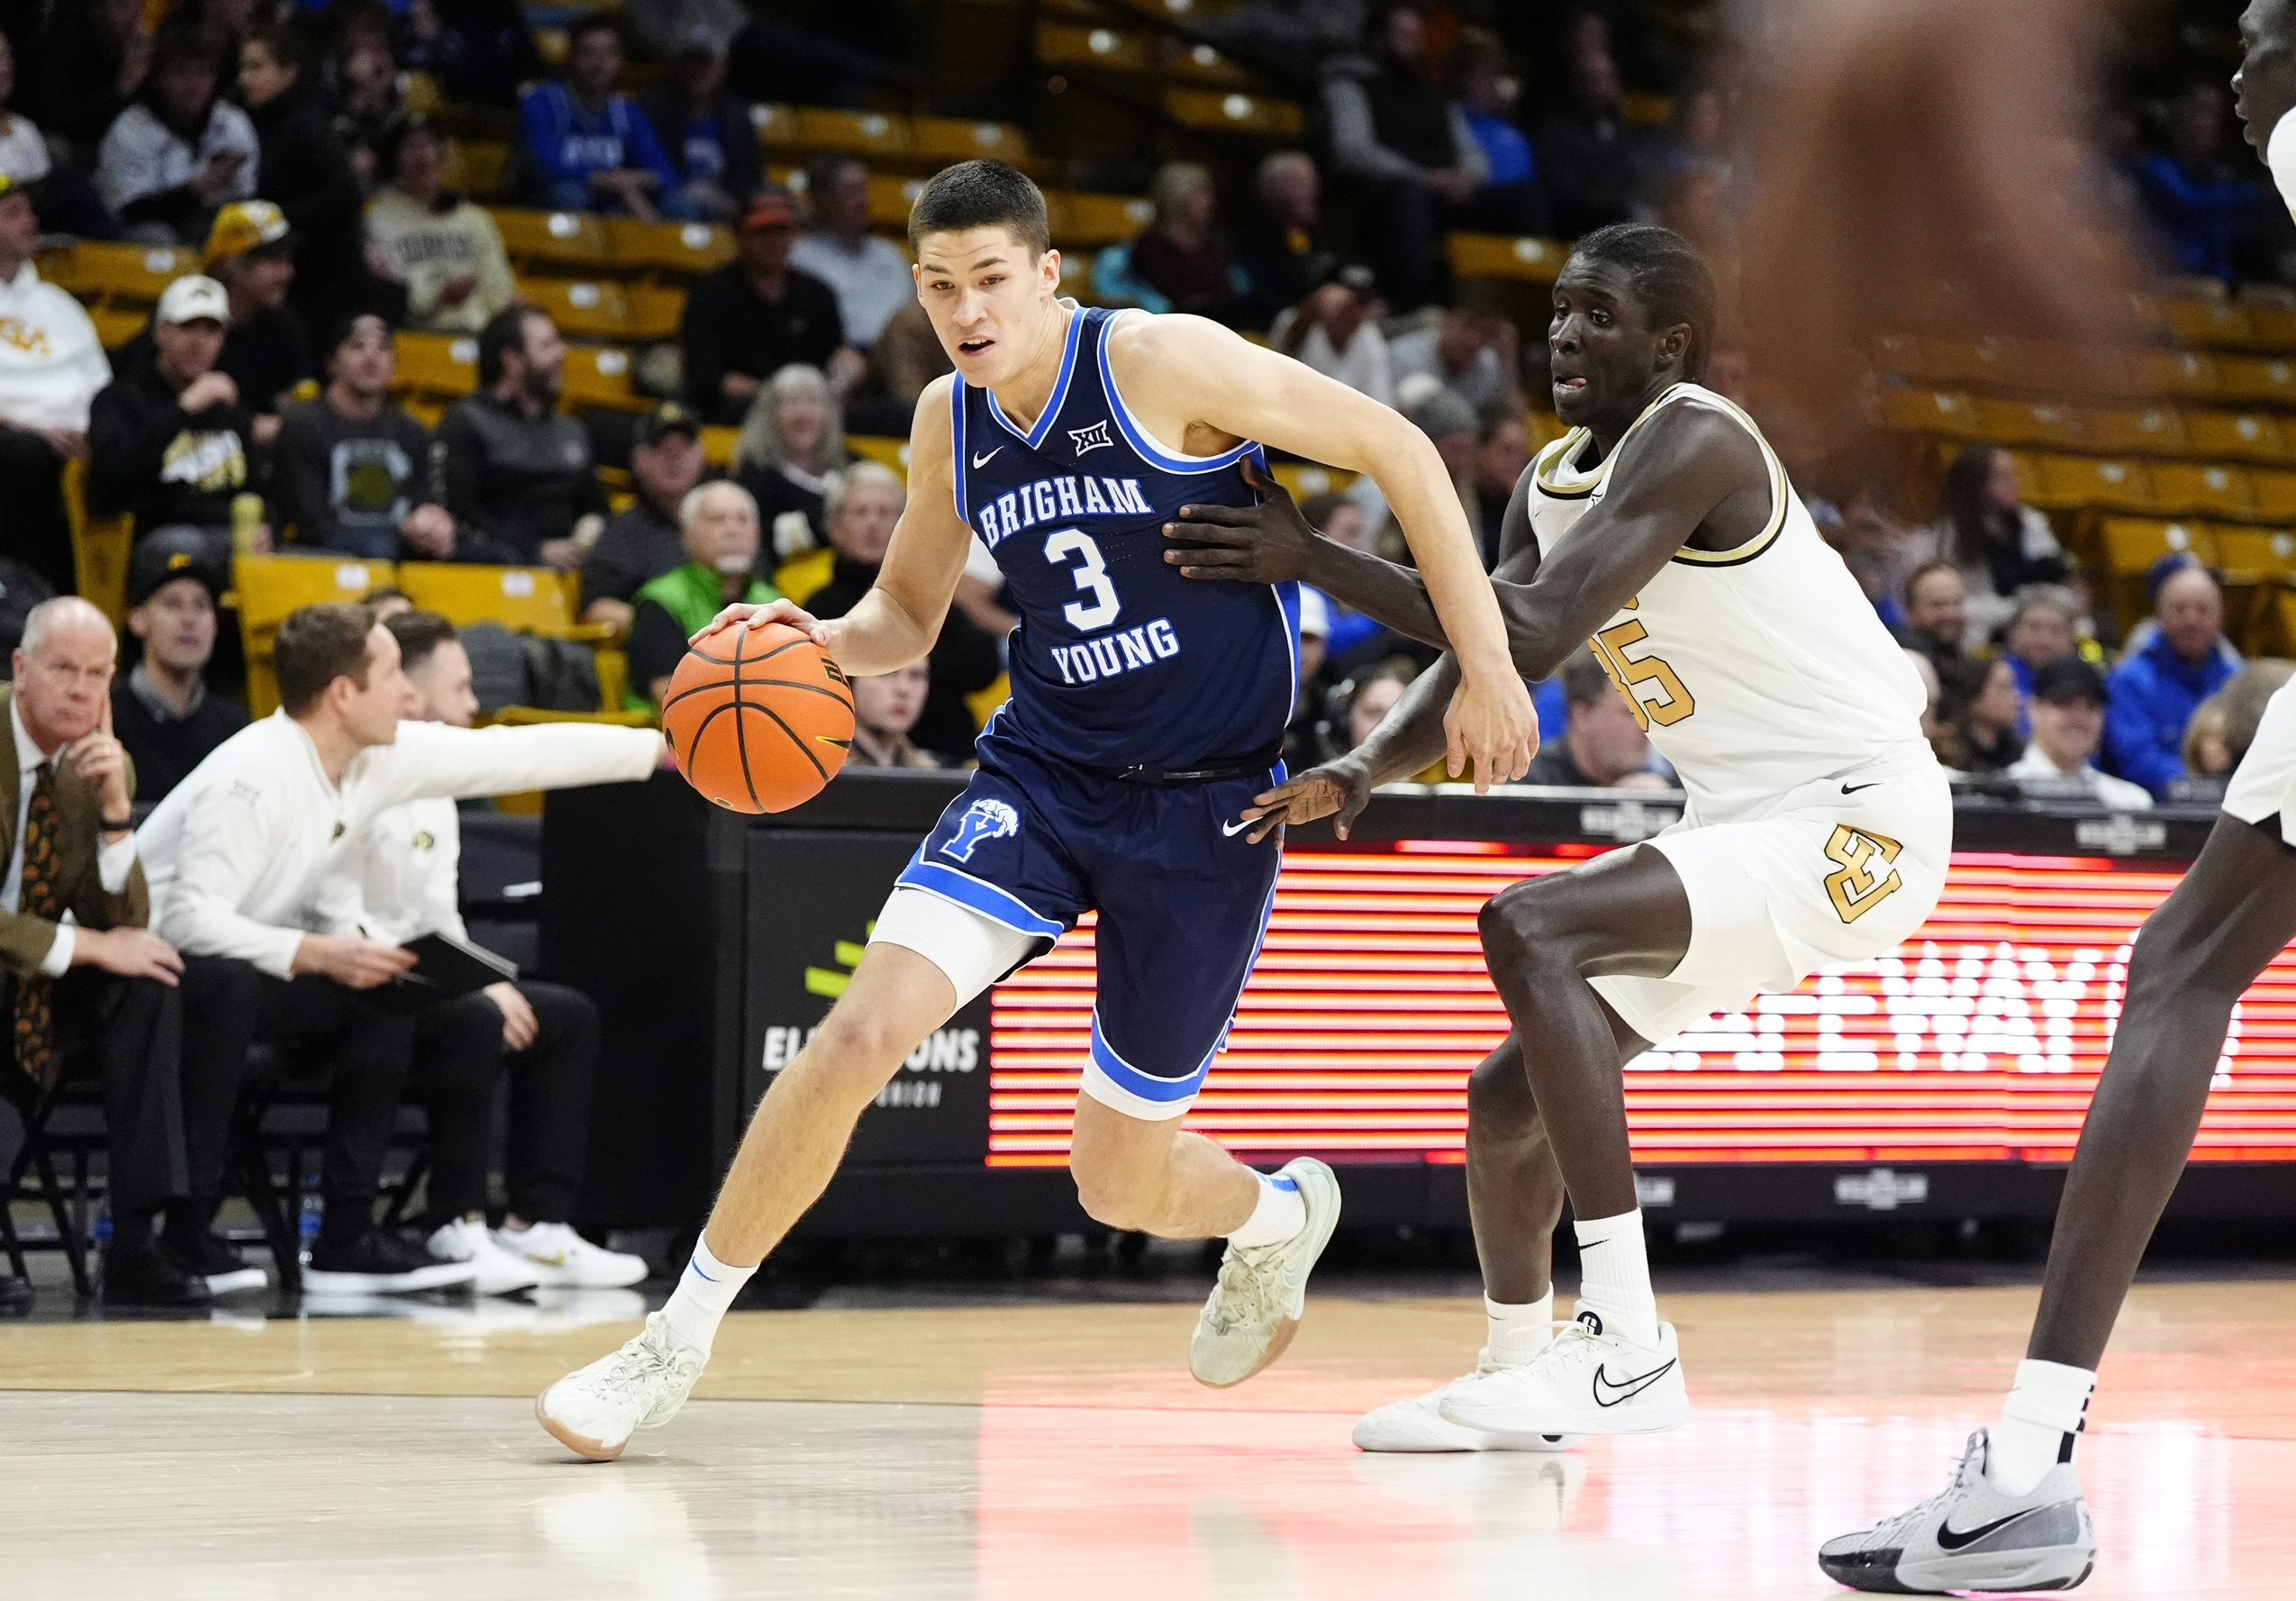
[95,21,259,247]
[202,198,312,442]
[109,531,247,806]
[86,274,267,550]
[0,171,111,596]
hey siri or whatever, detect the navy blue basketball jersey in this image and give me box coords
[951,306,1300,772]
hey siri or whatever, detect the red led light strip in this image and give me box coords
[986,848,2296,1166]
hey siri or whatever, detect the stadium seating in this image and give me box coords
[62,459,132,626]
[233,554,398,717]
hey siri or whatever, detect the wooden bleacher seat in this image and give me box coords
[443,138,510,199]
[847,435,909,474]
[863,173,923,228]
[62,459,133,626]
[909,116,1031,163]
[1045,191,1155,249]
[603,217,732,276]
[395,562,607,641]
[2161,295,2259,352]
[1973,397,2086,451]
[395,331,480,398]
[2215,354,2296,406]
[2128,348,2224,401]
[1446,232,1571,283]
[752,103,801,147]
[2030,453,2155,515]
[1163,86,1303,138]
[1914,337,2016,388]
[623,284,685,340]
[2097,514,2218,578]
[2083,405,2189,456]
[2148,460,2257,519]
[2245,299,2296,350]
[2248,467,2296,521]
[2211,525,2296,584]
[1038,21,1157,73]
[793,107,911,158]
[488,207,614,272]
[519,277,629,339]
[92,305,148,350]
[52,241,199,305]
[1878,387,1985,440]
[559,344,647,411]
[233,554,397,716]
[2183,409,2291,467]
[701,424,740,468]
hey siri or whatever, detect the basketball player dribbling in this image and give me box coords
[535,159,1538,1460]
[1171,223,1951,1452]
[1820,9,2296,1589]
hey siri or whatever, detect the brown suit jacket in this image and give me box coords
[0,684,150,978]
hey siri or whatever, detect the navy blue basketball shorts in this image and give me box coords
[869,737,1284,1121]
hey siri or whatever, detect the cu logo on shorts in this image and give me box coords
[1822,825,1905,924]
[944,799,1020,863]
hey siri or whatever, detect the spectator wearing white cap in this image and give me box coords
[86,275,267,551]
[0,171,111,596]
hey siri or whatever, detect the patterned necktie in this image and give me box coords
[12,762,64,1087]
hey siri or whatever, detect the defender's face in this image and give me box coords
[914,227,1061,388]
[2236,0,2296,146]
[1548,259,1674,427]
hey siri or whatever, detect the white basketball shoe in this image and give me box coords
[1438,1314,1689,1437]
[1189,1158,1341,1387]
[426,1214,541,1296]
[1353,1352,1585,1452]
[492,1221,650,1288]
[536,1311,707,1461]
[1819,1429,2095,1593]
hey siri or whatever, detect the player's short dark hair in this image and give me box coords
[908,159,1051,257]
[1561,645,1615,710]
[1568,222,1717,383]
[275,603,378,716]
[386,608,458,675]
[477,304,549,388]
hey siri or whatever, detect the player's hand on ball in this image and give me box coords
[1238,761,1372,843]
[1444,677,1538,793]
[696,597,837,653]
[1163,458,1322,584]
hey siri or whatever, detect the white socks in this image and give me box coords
[1227,1168,1308,1248]
[1573,1209,1659,1349]
[659,1235,758,1356]
[1989,1359,2096,1496]
[1485,1289,1554,1368]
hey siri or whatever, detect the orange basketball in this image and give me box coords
[661,622,854,813]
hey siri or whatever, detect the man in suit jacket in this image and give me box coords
[2,598,213,1308]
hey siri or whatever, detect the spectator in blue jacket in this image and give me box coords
[2134,82,2264,284]
[514,12,683,220]
[2107,564,2238,796]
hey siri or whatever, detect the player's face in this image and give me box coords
[913,227,1063,388]
[1548,260,1682,428]
[2236,0,2296,147]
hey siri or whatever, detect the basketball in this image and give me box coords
[661,622,854,813]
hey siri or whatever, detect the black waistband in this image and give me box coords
[1090,744,1284,786]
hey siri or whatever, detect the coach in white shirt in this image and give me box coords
[311,609,650,1294]
[2007,657,2154,811]
[138,603,662,1292]
[0,171,112,595]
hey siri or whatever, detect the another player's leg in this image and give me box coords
[1822,811,2296,1594]
[1355,1016,1638,1453]
[1436,845,1696,1438]
[536,940,966,1460]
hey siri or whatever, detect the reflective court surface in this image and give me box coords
[5,1281,2293,1599]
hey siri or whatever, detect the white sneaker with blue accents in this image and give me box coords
[1189,1158,1341,1387]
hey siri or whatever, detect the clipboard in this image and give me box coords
[368,931,520,1014]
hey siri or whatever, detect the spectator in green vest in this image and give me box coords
[625,478,778,713]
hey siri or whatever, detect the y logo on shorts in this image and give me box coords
[944,799,1020,863]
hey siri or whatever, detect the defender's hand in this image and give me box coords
[1236,760,1373,843]
[1163,458,1321,584]
[1443,677,1538,793]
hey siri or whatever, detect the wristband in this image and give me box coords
[100,815,134,832]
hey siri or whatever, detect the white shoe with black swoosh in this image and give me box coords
[1436,1314,1688,1437]
[1819,1429,2095,1593]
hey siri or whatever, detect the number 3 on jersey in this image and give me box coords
[1044,530,1121,631]
[1592,613,1695,730]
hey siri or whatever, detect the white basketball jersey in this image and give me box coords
[1528,382,1933,823]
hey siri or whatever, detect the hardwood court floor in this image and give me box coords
[5,1282,2293,1598]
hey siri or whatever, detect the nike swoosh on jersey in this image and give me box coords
[1934,1507,2049,1551]
[1591,1357,1676,1406]
[972,449,1003,468]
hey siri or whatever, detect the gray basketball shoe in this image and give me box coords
[1819,1428,2095,1593]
